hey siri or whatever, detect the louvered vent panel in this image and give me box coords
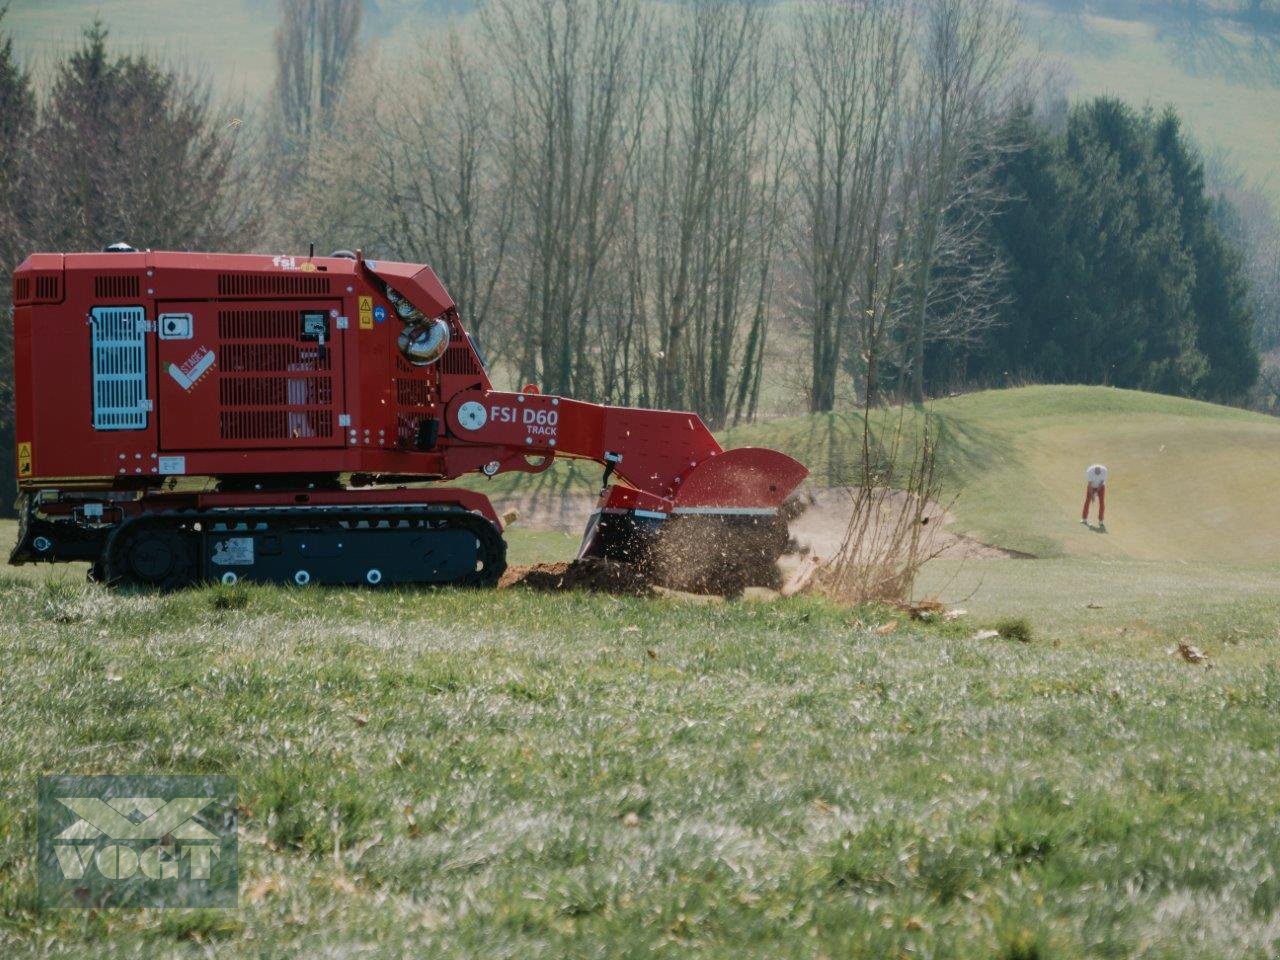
[95,275,141,299]
[396,380,433,407]
[13,277,29,302]
[396,413,423,446]
[217,273,330,297]
[218,310,301,340]
[220,410,333,441]
[220,376,332,407]
[441,343,480,376]
[222,343,333,373]
[216,308,336,443]
[35,276,60,301]
[89,307,149,430]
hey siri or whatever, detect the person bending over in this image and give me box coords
[1082,463,1107,527]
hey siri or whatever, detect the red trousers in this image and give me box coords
[1082,483,1105,522]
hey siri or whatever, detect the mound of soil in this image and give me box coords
[499,558,656,596]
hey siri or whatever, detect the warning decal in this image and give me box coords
[359,295,374,330]
[17,441,31,477]
[211,537,255,566]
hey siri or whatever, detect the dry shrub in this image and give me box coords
[814,407,947,605]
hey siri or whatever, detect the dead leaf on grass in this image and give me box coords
[244,875,285,904]
[900,598,945,621]
[1175,642,1211,665]
[874,621,899,636]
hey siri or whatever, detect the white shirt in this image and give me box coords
[1086,464,1108,488]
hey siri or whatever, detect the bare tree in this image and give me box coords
[483,0,653,396]
[273,0,363,145]
[363,29,515,348]
[902,0,1020,403]
[793,0,914,410]
[646,1,782,423]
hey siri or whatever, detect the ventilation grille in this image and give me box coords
[220,376,332,407]
[90,307,149,430]
[35,275,60,300]
[223,343,332,373]
[217,273,330,297]
[13,274,63,304]
[396,413,424,446]
[218,310,300,340]
[396,379,434,407]
[220,410,334,441]
[441,343,481,376]
[215,308,336,442]
[95,275,141,299]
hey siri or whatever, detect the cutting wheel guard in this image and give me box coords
[579,448,807,594]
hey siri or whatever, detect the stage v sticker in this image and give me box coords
[168,347,216,391]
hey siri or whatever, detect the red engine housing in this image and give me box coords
[12,250,482,487]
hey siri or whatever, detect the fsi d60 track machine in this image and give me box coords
[9,249,807,589]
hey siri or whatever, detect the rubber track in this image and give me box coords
[103,505,507,590]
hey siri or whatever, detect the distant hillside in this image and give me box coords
[1022,0,1280,203]
[9,0,1278,201]
[5,0,464,101]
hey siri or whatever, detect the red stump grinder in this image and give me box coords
[9,249,807,591]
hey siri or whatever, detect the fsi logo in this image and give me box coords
[38,775,237,908]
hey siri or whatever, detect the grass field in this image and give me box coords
[0,385,1278,956]
[1,572,1279,958]
[480,385,1280,563]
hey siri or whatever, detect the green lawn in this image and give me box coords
[2,385,1279,956]
[1,572,1279,958]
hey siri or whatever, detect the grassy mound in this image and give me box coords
[722,386,1280,563]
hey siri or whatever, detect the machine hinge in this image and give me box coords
[338,414,351,427]
[139,399,153,412]
[136,319,155,333]
[336,316,349,330]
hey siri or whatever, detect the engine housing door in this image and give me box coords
[156,301,346,451]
